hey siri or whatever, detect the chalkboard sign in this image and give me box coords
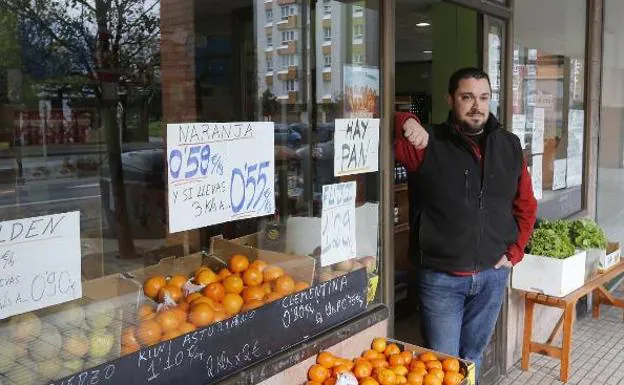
[48,269,368,385]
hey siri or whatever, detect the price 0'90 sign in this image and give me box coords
[167,122,275,233]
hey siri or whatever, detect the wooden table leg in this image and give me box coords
[592,288,601,319]
[522,297,535,371]
[560,302,575,382]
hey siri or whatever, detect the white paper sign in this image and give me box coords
[320,182,357,267]
[512,114,526,149]
[567,109,584,157]
[0,212,82,320]
[334,118,380,176]
[167,122,275,233]
[552,159,567,190]
[531,155,543,201]
[566,155,583,187]
[531,108,545,154]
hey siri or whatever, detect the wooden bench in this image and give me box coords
[521,260,624,382]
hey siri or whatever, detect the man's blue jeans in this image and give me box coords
[418,266,510,379]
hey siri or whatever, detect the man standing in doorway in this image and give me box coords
[395,67,537,378]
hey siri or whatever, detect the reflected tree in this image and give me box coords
[1,0,162,258]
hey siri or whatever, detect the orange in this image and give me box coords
[137,320,162,346]
[178,322,197,334]
[242,286,266,303]
[425,361,442,371]
[213,311,228,322]
[195,269,218,286]
[250,259,269,272]
[377,368,397,385]
[262,282,273,294]
[265,292,283,303]
[400,351,413,366]
[217,268,232,281]
[422,374,442,385]
[222,293,244,315]
[156,310,181,332]
[441,358,460,373]
[442,372,464,385]
[317,351,336,369]
[263,266,284,282]
[392,365,408,377]
[241,300,264,312]
[137,304,155,320]
[171,307,188,324]
[308,364,330,383]
[396,375,408,385]
[121,342,140,356]
[121,327,139,347]
[323,379,337,385]
[419,353,438,363]
[272,275,295,295]
[177,302,190,312]
[410,367,428,378]
[203,283,226,302]
[161,329,182,341]
[306,382,322,385]
[168,274,188,289]
[243,268,264,286]
[295,281,310,291]
[223,275,244,294]
[143,276,167,299]
[428,368,444,381]
[372,337,388,353]
[188,303,214,327]
[370,358,389,369]
[185,292,203,304]
[409,360,426,372]
[407,372,424,385]
[361,378,380,385]
[354,362,373,379]
[211,302,226,313]
[229,254,250,273]
[333,364,351,377]
[389,354,405,367]
[384,344,401,357]
[191,296,215,308]
[158,284,183,303]
[363,349,381,360]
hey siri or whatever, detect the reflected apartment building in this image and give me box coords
[256,0,377,122]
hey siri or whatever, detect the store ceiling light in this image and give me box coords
[422,50,433,54]
[416,22,430,27]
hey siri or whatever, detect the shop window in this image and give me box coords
[513,0,587,218]
[0,0,382,383]
[598,0,624,241]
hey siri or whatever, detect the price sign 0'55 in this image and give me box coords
[167,122,275,233]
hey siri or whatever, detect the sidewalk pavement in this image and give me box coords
[497,287,624,385]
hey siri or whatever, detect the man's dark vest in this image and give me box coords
[408,113,523,272]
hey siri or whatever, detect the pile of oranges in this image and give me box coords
[306,338,466,385]
[120,254,310,355]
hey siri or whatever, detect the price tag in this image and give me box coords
[0,212,82,320]
[321,182,357,267]
[167,122,275,233]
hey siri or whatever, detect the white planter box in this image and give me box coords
[512,251,587,297]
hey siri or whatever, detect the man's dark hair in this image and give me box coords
[448,67,491,96]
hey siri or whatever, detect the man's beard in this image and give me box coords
[456,111,486,134]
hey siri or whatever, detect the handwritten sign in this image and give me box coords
[0,212,81,320]
[531,155,543,201]
[531,108,545,155]
[552,159,567,190]
[512,114,526,149]
[48,269,368,385]
[167,122,275,233]
[321,182,357,267]
[333,118,379,176]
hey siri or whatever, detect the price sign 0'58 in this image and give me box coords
[167,122,275,233]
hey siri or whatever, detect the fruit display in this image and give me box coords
[317,256,377,283]
[0,301,122,385]
[305,338,467,385]
[121,253,311,354]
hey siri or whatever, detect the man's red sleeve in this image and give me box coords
[506,158,538,265]
[394,112,426,172]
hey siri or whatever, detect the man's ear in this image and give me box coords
[446,94,453,107]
